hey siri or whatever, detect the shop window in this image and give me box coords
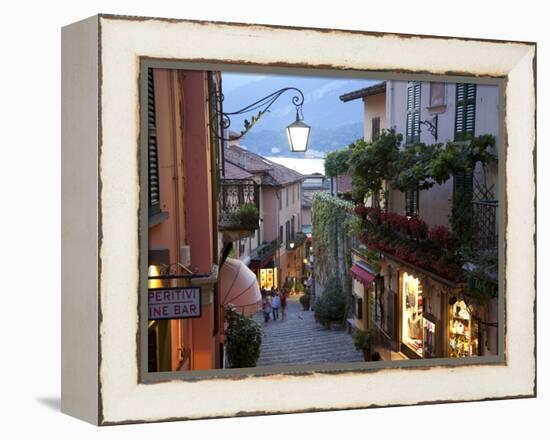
[422,313,437,358]
[401,272,424,357]
[449,299,479,357]
[353,296,363,320]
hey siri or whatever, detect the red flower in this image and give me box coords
[366,207,382,224]
[429,225,451,248]
[409,217,428,239]
[354,205,368,216]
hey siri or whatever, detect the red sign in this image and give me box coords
[148,287,201,320]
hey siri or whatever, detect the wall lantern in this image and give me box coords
[303,258,308,264]
[210,86,310,153]
[286,110,311,152]
[289,242,295,249]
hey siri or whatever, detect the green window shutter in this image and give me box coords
[406,82,421,144]
[147,68,161,216]
[454,83,477,141]
[405,186,419,217]
[452,170,474,238]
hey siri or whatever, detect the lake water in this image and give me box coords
[267,157,325,176]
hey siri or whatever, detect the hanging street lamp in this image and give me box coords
[286,109,311,152]
[210,85,310,153]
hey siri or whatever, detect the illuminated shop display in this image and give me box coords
[401,272,423,357]
[259,267,278,290]
[422,314,437,358]
[449,299,479,357]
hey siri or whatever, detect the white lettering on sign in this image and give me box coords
[148,287,201,320]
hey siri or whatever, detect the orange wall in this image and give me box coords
[148,69,218,371]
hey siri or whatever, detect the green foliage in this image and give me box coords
[235,203,259,229]
[312,192,353,284]
[314,277,347,325]
[348,129,402,199]
[299,291,310,306]
[391,142,441,191]
[295,280,305,292]
[353,328,372,352]
[224,306,262,368]
[325,147,353,177]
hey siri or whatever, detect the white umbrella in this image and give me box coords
[219,258,262,316]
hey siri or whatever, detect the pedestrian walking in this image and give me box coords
[271,292,281,321]
[280,289,288,320]
[262,296,272,323]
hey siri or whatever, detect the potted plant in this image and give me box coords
[224,306,262,368]
[353,328,373,361]
[237,203,259,229]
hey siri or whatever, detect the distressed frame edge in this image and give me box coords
[93,15,537,425]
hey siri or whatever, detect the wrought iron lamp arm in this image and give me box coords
[211,87,305,141]
[419,114,439,141]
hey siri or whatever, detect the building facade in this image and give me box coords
[341,80,499,360]
[146,69,262,372]
[224,144,306,291]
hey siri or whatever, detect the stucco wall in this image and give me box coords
[386,80,499,228]
[363,93,387,141]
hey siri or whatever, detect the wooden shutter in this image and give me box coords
[454,83,477,141]
[406,82,421,144]
[357,297,363,320]
[452,170,474,237]
[405,187,419,217]
[147,69,161,215]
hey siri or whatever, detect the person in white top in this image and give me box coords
[271,292,281,320]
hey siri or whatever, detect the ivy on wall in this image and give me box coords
[311,192,357,319]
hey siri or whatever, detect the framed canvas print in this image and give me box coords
[61,14,536,425]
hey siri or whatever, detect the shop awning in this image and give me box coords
[219,258,262,317]
[350,264,375,286]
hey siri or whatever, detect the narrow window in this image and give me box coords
[371,117,381,141]
[454,83,477,141]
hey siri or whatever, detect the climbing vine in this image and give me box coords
[312,192,354,284]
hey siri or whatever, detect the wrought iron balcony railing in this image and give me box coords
[218,179,260,231]
[472,200,498,250]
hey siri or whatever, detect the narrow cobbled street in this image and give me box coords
[253,295,364,367]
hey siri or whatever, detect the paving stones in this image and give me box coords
[253,296,364,367]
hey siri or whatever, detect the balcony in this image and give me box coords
[218,179,260,242]
[287,231,307,251]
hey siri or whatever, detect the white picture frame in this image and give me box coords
[61,14,536,425]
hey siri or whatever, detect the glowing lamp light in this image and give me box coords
[289,242,295,249]
[286,112,311,152]
[303,258,308,264]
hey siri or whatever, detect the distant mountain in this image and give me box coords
[239,122,364,158]
[222,72,375,156]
